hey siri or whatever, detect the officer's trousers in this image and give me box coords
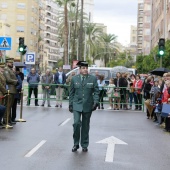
[73,110,92,148]
[3,94,14,123]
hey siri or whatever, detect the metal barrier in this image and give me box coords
[16,89,26,122]
[25,83,145,110]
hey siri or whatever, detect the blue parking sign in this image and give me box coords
[25,52,35,64]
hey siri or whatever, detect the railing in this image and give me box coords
[24,83,145,111]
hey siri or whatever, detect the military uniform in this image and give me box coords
[3,58,18,123]
[0,63,7,124]
[0,70,7,105]
[69,64,99,151]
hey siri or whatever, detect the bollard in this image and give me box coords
[17,89,26,122]
[5,90,13,129]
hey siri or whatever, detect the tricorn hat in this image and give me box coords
[0,62,5,68]
[76,61,88,67]
[6,58,14,63]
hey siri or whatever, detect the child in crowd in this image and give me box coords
[106,78,115,109]
[150,78,160,122]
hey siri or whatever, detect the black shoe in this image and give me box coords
[55,105,58,107]
[41,104,44,107]
[101,106,104,109]
[48,105,51,107]
[35,104,39,106]
[60,105,62,108]
[9,121,16,125]
[82,148,88,152]
[0,122,5,126]
[72,145,79,152]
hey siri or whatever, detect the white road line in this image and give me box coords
[60,118,71,126]
[25,140,46,158]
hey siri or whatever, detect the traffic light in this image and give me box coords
[158,38,165,56]
[19,37,27,55]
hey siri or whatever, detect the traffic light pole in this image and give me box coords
[160,56,162,68]
[20,53,23,62]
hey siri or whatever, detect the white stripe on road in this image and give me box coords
[25,140,46,158]
[60,118,71,126]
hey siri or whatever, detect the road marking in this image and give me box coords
[25,140,46,158]
[96,136,128,163]
[59,118,71,126]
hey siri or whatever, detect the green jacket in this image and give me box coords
[69,74,99,113]
[0,73,7,96]
[3,66,18,94]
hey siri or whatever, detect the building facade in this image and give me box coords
[0,0,39,62]
[130,25,137,46]
[39,0,60,71]
[150,0,170,49]
[137,0,144,55]
[137,0,151,55]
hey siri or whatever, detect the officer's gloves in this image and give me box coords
[92,103,98,111]
[69,105,73,113]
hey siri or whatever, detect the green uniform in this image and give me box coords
[0,73,7,104]
[69,74,99,148]
[3,66,17,123]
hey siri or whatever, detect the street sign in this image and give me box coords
[25,52,35,65]
[96,136,128,162]
[63,65,71,69]
[0,37,12,50]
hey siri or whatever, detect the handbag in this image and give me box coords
[161,104,170,117]
[112,91,120,98]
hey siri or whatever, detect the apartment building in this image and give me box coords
[137,0,151,55]
[0,0,39,62]
[130,25,137,46]
[150,0,170,49]
[0,20,10,60]
[137,0,144,55]
[142,0,151,55]
[39,0,60,71]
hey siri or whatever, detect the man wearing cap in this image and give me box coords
[69,61,99,152]
[0,63,7,125]
[3,58,18,125]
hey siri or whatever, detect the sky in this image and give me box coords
[93,0,138,46]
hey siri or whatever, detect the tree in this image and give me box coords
[56,0,75,65]
[100,33,117,66]
[78,0,84,60]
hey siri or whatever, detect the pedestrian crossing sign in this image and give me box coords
[0,37,12,50]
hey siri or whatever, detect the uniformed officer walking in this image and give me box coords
[0,63,7,126]
[3,58,18,125]
[69,61,99,152]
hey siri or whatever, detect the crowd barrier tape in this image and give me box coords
[25,83,145,111]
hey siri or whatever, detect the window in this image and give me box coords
[1,2,7,8]
[145,29,150,35]
[17,15,25,20]
[1,14,7,20]
[17,3,25,9]
[16,38,19,43]
[16,26,24,32]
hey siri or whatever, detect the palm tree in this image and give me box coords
[84,23,103,63]
[78,0,84,60]
[56,0,75,64]
[100,33,117,66]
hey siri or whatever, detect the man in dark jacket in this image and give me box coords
[27,68,40,106]
[54,67,66,108]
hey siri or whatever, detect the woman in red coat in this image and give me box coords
[133,74,143,110]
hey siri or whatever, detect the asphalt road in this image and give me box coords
[1,103,170,170]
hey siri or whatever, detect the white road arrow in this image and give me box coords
[96,136,128,163]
